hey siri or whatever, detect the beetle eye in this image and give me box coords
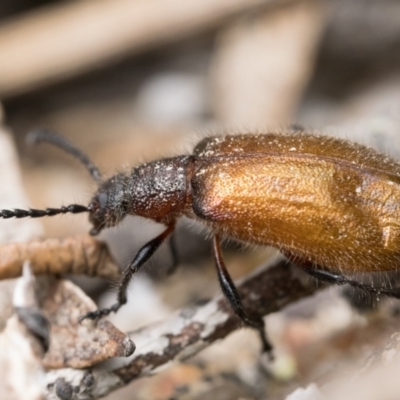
[98,192,108,210]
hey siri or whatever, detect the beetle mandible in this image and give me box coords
[3,130,400,353]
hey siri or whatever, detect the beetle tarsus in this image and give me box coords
[251,317,273,356]
[79,303,121,322]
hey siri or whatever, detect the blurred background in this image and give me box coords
[1,0,400,399]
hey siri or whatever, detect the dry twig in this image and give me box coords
[0,235,120,281]
[0,0,280,96]
[45,258,323,399]
[212,0,324,126]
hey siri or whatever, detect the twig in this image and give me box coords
[45,258,323,399]
[211,0,324,126]
[0,0,280,97]
[0,235,120,281]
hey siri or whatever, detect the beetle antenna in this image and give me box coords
[27,129,102,183]
[0,204,90,219]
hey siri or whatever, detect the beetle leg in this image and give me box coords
[166,233,179,275]
[80,223,176,322]
[304,266,400,299]
[213,235,273,354]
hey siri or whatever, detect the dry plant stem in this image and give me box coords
[46,259,323,399]
[0,0,280,96]
[119,259,320,380]
[0,235,120,281]
[212,0,324,126]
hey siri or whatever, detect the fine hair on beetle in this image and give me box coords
[4,128,400,355]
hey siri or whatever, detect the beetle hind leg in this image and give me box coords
[304,266,400,299]
[213,235,273,355]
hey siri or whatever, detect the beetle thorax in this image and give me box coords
[130,156,192,223]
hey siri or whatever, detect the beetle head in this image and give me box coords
[88,174,131,235]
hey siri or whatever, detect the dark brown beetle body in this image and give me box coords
[92,133,400,273]
[4,130,400,353]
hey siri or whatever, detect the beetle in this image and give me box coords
[3,130,400,353]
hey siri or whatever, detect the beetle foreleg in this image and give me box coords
[303,266,400,299]
[80,223,176,322]
[213,235,273,354]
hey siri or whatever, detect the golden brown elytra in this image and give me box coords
[3,130,400,353]
[191,133,400,273]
